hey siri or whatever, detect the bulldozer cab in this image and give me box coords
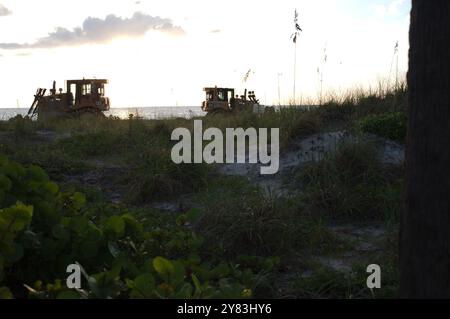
[67,79,108,108]
[202,87,235,113]
[205,87,235,102]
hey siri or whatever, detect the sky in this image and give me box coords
[0,0,411,108]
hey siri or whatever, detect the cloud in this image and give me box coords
[388,0,407,15]
[0,11,185,50]
[0,4,12,16]
[373,0,407,18]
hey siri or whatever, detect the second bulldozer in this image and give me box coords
[201,87,260,115]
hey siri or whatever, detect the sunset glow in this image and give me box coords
[0,0,411,107]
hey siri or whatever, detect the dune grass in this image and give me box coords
[0,84,406,298]
[295,139,403,222]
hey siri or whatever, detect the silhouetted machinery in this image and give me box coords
[27,79,110,120]
[201,87,260,115]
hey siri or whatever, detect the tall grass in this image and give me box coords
[296,139,403,222]
[0,83,406,205]
[0,83,406,299]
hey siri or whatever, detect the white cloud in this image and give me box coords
[0,11,185,50]
[0,4,12,16]
[373,0,407,18]
[0,0,411,107]
[388,0,407,15]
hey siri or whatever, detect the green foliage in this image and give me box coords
[196,176,318,258]
[0,141,88,180]
[7,115,35,139]
[357,112,407,142]
[0,157,272,299]
[51,121,210,204]
[123,153,209,204]
[291,266,382,299]
[291,248,399,299]
[0,286,13,299]
[57,132,126,157]
[297,141,403,220]
[0,86,407,299]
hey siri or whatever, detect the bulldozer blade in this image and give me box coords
[27,98,38,115]
[27,88,46,117]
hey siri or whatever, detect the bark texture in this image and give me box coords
[401,0,450,298]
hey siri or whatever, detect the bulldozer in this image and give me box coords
[27,79,110,120]
[201,87,260,115]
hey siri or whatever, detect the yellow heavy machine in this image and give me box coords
[27,79,110,120]
[201,87,260,115]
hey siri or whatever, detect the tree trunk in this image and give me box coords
[401,1,450,298]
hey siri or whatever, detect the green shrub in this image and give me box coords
[123,148,210,204]
[7,115,35,139]
[357,112,407,142]
[0,156,273,299]
[292,263,398,299]
[297,141,403,221]
[195,176,334,259]
[6,146,88,180]
[57,132,127,157]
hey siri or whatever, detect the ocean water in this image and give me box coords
[0,106,205,121]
